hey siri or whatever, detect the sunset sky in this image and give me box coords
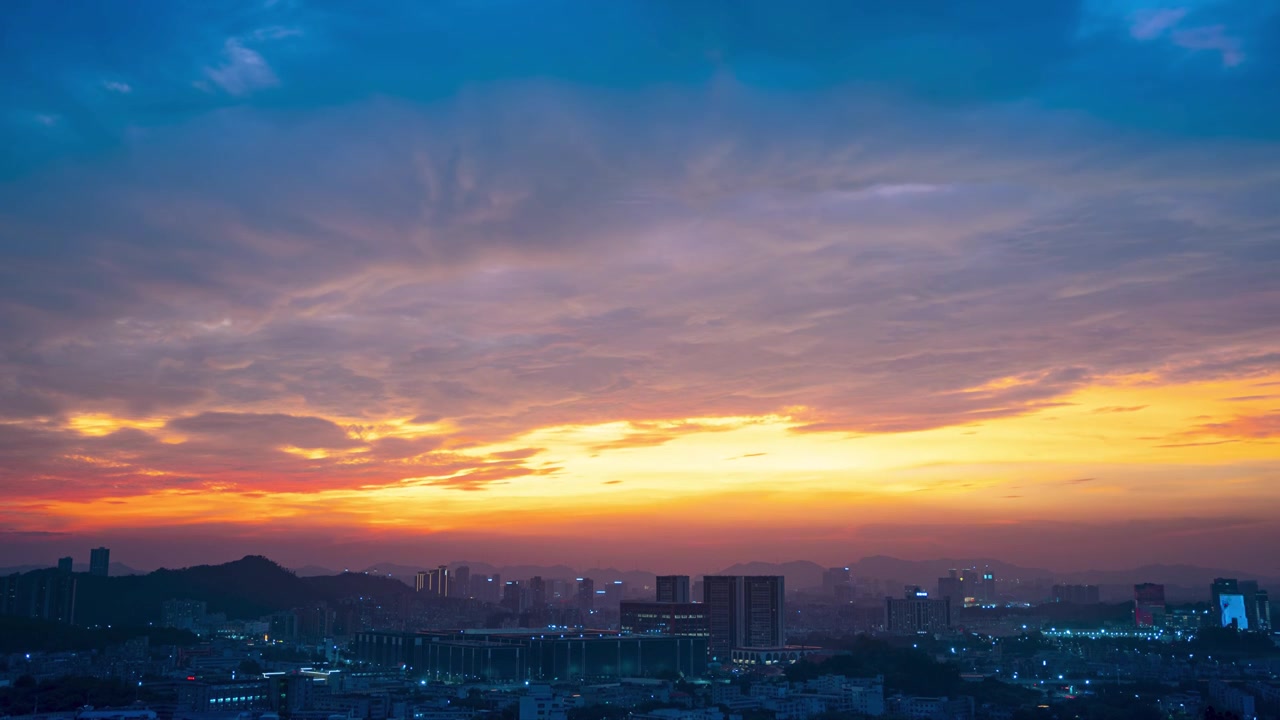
[2,1,1279,575]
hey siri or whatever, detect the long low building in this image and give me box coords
[355,630,708,682]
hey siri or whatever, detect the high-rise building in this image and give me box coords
[1053,584,1101,604]
[703,575,743,658]
[576,578,595,613]
[937,571,963,607]
[162,598,208,630]
[656,575,691,603]
[89,547,110,577]
[603,580,626,608]
[452,566,471,599]
[502,581,525,613]
[1256,590,1271,632]
[702,575,785,656]
[822,567,850,597]
[981,571,996,604]
[418,566,449,596]
[57,557,73,573]
[472,574,501,604]
[0,570,76,623]
[742,576,785,647]
[620,601,710,637]
[1239,580,1261,630]
[1211,578,1250,630]
[885,587,950,635]
[1211,578,1238,609]
[1134,583,1166,627]
[528,576,547,609]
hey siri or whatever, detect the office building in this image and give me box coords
[576,578,595,613]
[702,575,785,657]
[620,601,710,637]
[602,580,626,607]
[1239,580,1261,630]
[937,571,963,607]
[1211,578,1250,630]
[885,587,950,635]
[657,575,691,603]
[0,570,77,623]
[89,547,110,577]
[451,566,471,599]
[529,576,547,609]
[1134,583,1166,627]
[502,581,525,613]
[743,576,785,647]
[822,567,850,595]
[1053,584,1101,605]
[57,557,73,573]
[161,598,208,630]
[1255,590,1271,632]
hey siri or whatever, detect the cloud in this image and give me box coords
[204,38,278,95]
[166,411,360,449]
[0,0,1279,563]
[1171,24,1246,66]
[102,80,133,94]
[1185,412,1280,440]
[1129,8,1189,40]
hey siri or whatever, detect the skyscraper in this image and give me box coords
[418,566,449,596]
[823,567,850,596]
[1134,583,1166,627]
[742,576,785,647]
[57,557,73,573]
[576,577,595,613]
[452,566,471,599]
[703,575,743,658]
[528,576,547,609]
[937,570,963,607]
[89,547,110,577]
[702,575,785,657]
[1239,580,1261,630]
[656,575,691,603]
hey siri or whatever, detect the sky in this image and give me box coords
[2,0,1279,576]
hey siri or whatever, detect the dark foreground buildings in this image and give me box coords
[355,630,707,681]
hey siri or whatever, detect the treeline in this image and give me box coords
[0,615,198,654]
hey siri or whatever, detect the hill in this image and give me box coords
[69,555,415,627]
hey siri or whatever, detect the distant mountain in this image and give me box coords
[360,563,426,582]
[292,564,338,577]
[1058,563,1280,588]
[301,571,415,605]
[716,561,827,590]
[69,555,415,627]
[848,556,1055,585]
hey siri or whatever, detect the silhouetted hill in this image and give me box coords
[69,555,415,627]
[75,555,312,626]
[292,564,339,577]
[301,571,415,603]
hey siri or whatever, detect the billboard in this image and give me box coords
[1220,593,1249,630]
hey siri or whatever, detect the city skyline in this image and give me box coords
[3,1,1280,574]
